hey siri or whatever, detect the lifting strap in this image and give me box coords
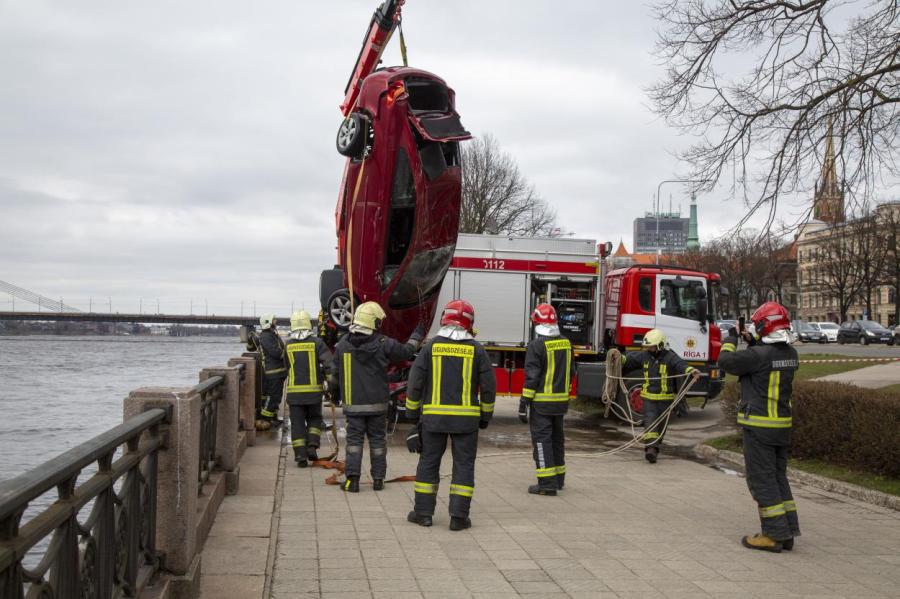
[398,21,409,67]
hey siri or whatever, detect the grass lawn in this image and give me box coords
[878,383,900,395]
[705,434,900,497]
[795,353,879,380]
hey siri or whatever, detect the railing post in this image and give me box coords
[123,387,200,578]
[228,357,258,447]
[200,367,240,494]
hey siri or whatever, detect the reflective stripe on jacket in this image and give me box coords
[718,335,798,431]
[622,348,696,401]
[522,335,573,415]
[406,336,497,433]
[284,336,333,405]
[332,332,415,414]
[247,329,286,375]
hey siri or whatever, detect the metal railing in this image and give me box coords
[0,407,170,599]
[196,376,223,488]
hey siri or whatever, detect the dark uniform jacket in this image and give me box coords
[406,336,497,433]
[622,348,696,401]
[284,336,333,405]
[717,334,798,444]
[247,329,286,376]
[332,332,415,415]
[522,334,574,415]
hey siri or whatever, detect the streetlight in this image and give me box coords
[655,179,712,264]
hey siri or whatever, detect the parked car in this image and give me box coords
[813,321,840,343]
[894,324,900,345]
[795,320,825,343]
[837,320,894,345]
[716,320,737,334]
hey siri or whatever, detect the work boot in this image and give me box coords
[528,484,557,496]
[741,534,783,553]
[449,517,472,531]
[557,474,566,490]
[342,476,360,493]
[307,449,319,462]
[645,448,658,464]
[407,511,433,527]
[373,479,385,491]
[782,538,794,551]
[295,458,308,468]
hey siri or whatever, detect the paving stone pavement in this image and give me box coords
[261,403,900,599]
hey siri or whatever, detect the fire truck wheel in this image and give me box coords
[327,289,353,330]
[336,113,367,158]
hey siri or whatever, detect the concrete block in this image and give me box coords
[200,367,241,472]
[124,386,200,577]
[225,464,240,495]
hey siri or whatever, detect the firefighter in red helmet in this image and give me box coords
[718,301,800,552]
[520,303,574,495]
[405,299,496,530]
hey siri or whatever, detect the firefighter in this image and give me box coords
[405,299,496,530]
[518,303,573,496]
[718,302,800,552]
[622,329,700,463]
[246,314,287,428]
[331,301,420,492]
[284,310,332,467]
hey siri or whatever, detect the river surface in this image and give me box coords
[0,335,245,483]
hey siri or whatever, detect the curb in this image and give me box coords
[694,443,900,512]
[801,357,900,363]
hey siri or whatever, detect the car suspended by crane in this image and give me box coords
[318,0,472,347]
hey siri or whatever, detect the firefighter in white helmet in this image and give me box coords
[331,301,422,492]
[621,329,700,463]
[246,314,287,428]
[284,310,332,467]
[520,303,574,496]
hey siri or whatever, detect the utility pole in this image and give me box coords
[139,298,143,314]
[240,300,243,317]
[190,298,193,314]
[10,293,14,311]
[253,300,257,316]
[88,297,92,312]
[108,297,112,313]
[157,298,160,314]
[205,298,208,316]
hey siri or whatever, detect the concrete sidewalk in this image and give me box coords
[260,403,900,599]
[815,360,900,388]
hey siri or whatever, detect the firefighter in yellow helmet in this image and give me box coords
[246,314,287,428]
[331,302,422,492]
[284,310,332,467]
[621,329,699,463]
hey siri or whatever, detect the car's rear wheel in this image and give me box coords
[327,289,353,330]
[838,336,845,345]
[336,113,367,158]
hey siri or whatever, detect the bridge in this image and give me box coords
[0,311,289,327]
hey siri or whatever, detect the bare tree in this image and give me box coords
[813,224,865,322]
[650,1,900,231]
[460,134,560,236]
[848,205,889,317]
[880,202,900,325]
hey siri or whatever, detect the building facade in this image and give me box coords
[633,213,690,254]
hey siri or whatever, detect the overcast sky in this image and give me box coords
[0,1,844,315]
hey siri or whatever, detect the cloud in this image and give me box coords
[0,0,792,315]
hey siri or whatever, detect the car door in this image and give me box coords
[655,275,710,361]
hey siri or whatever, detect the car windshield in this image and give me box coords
[818,323,838,330]
[860,321,888,331]
[388,245,455,309]
[798,323,817,332]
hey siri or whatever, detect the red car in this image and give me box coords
[319,66,471,342]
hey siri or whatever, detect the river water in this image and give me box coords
[0,335,245,483]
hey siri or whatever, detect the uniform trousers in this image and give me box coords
[414,430,478,518]
[288,403,324,461]
[742,427,799,541]
[344,414,387,479]
[530,410,566,490]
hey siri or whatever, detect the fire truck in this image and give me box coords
[425,233,725,419]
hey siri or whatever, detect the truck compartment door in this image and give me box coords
[458,270,529,345]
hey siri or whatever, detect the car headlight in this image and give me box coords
[866,331,875,336]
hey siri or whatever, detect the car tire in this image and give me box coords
[859,336,868,346]
[837,336,844,345]
[336,113,368,158]
[326,289,353,330]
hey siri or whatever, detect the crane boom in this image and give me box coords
[340,0,405,116]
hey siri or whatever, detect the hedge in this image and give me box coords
[719,380,900,478]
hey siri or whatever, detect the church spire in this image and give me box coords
[813,118,845,222]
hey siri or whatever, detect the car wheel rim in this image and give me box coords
[330,296,352,326]
[337,119,357,150]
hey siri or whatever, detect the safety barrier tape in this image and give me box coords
[800,357,900,364]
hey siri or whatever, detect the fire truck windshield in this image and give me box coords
[659,279,708,320]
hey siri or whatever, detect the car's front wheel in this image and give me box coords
[336,113,368,158]
[327,289,353,330]
[859,336,868,346]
